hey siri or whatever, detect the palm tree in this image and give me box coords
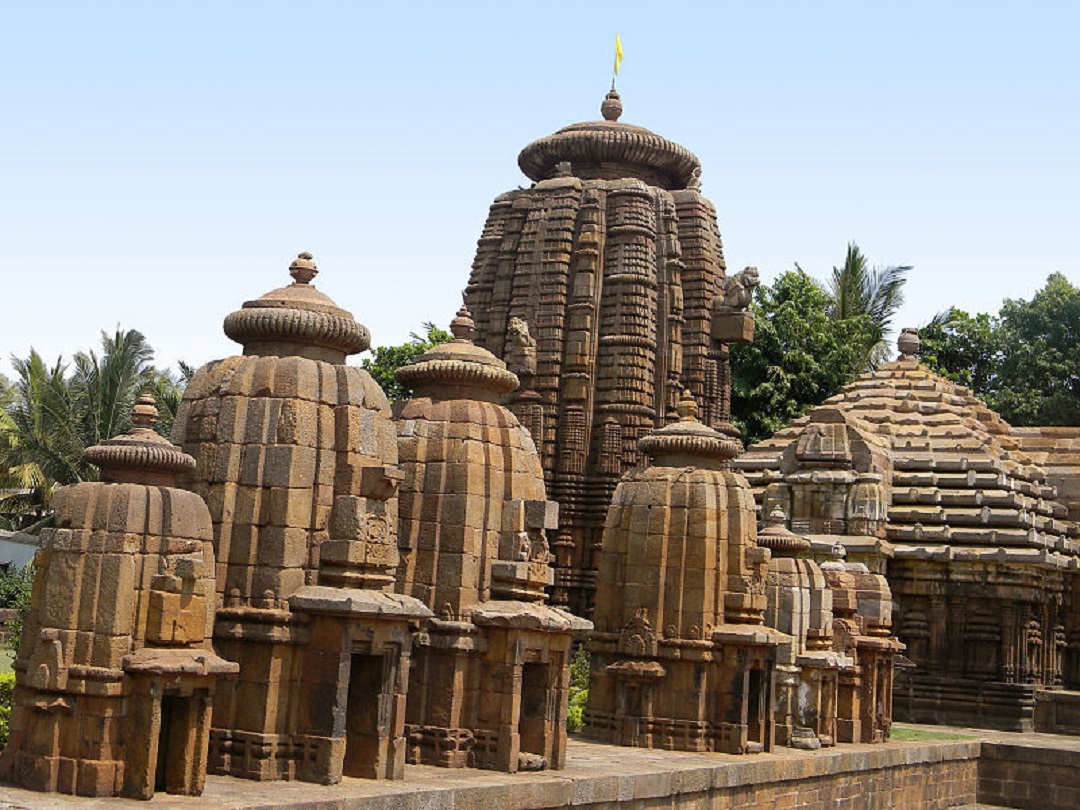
[0,351,85,529]
[72,327,156,447]
[826,242,912,368]
[0,328,176,530]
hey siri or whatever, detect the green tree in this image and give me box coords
[0,329,185,529]
[918,309,1004,395]
[0,671,14,748]
[731,270,878,445]
[361,322,452,402]
[822,242,912,368]
[0,563,35,654]
[566,644,590,732]
[0,351,85,528]
[921,274,1080,426]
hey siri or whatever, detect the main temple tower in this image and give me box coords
[465,90,754,616]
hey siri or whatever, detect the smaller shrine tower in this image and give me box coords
[395,306,589,773]
[172,253,430,784]
[586,391,781,754]
[0,396,236,799]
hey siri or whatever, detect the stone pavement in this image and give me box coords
[2,725,1078,809]
[0,728,994,810]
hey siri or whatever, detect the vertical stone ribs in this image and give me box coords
[465,95,734,616]
[674,190,727,424]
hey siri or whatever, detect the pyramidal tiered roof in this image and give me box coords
[736,332,1080,561]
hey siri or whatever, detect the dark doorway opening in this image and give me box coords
[155,695,180,792]
[746,669,765,752]
[343,654,386,778]
[519,662,550,762]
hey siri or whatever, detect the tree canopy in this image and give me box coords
[361,322,452,402]
[822,242,911,368]
[0,329,185,530]
[731,269,879,445]
[920,273,1080,426]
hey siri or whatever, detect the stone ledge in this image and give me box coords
[0,735,986,810]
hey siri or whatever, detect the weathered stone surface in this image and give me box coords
[735,330,1080,731]
[0,396,235,800]
[172,254,421,785]
[395,306,586,773]
[464,92,755,617]
[587,391,781,754]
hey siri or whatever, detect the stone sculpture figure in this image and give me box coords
[505,315,537,378]
[465,91,751,616]
[0,396,237,800]
[171,253,430,784]
[394,305,589,773]
[716,266,761,312]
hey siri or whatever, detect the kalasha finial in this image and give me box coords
[131,393,158,429]
[831,540,848,562]
[765,506,787,529]
[289,252,318,285]
[601,88,623,121]
[450,305,475,341]
[897,327,920,359]
[675,388,699,422]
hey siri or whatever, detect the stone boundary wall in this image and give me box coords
[1034,688,1080,735]
[978,741,1080,810]
[0,739,984,810]
[5,735,1080,809]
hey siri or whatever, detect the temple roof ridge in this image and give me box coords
[735,331,1080,554]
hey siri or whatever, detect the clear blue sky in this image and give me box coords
[3,1,1078,378]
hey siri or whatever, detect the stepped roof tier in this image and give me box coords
[735,331,1080,566]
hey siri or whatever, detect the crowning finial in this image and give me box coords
[450,305,475,341]
[756,505,811,556]
[676,388,699,422]
[289,252,318,285]
[897,327,921,360]
[765,505,787,529]
[82,392,195,482]
[601,88,623,121]
[131,393,159,430]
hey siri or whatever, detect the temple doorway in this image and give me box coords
[519,661,551,764]
[343,653,386,778]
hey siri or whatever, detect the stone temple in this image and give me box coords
[394,305,588,772]
[465,90,759,617]
[5,90,1080,810]
[171,252,432,783]
[586,390,900,754]
[0,396,236,799]
[735,329,1080,731]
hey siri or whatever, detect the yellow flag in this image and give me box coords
[614,34,624,77]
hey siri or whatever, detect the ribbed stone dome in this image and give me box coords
[517,90,701,190]
[84,394,195,483]
[223,252,370,361]
[395,306,518,399]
